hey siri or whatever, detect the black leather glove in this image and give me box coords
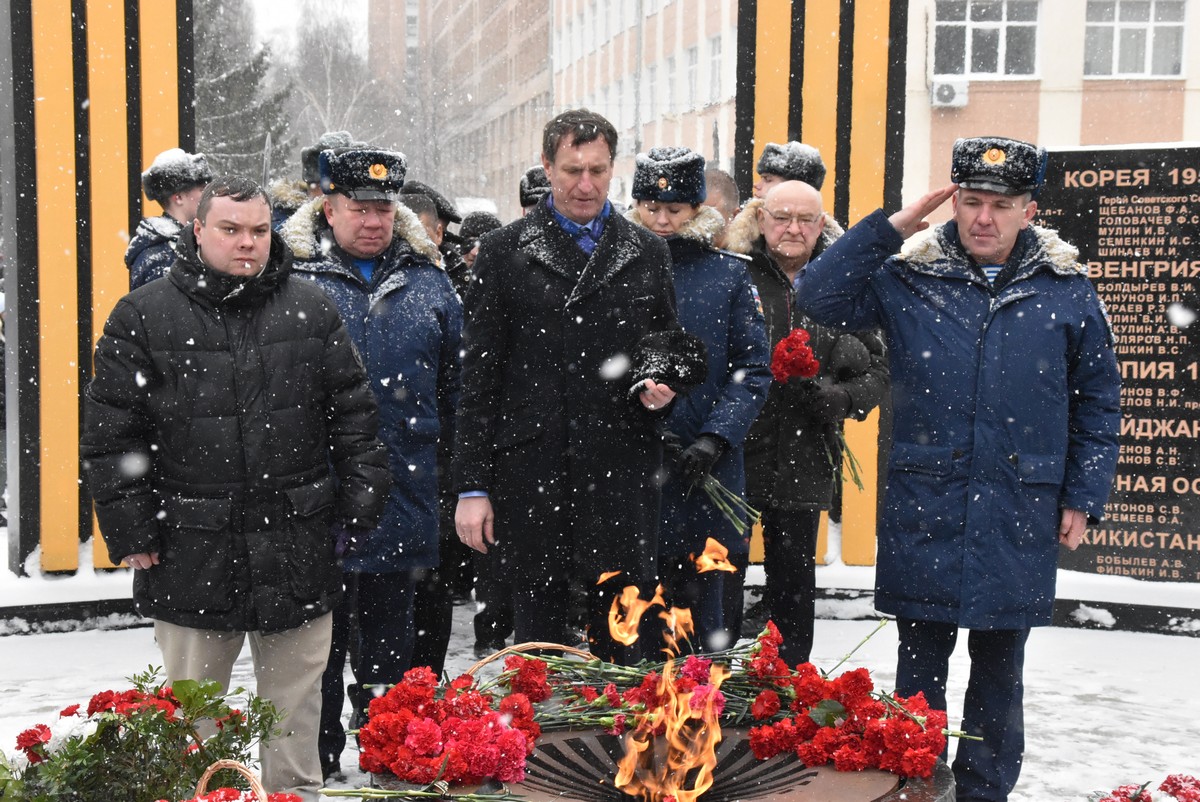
[333,524,372,558]
[804,383,852,423]
[677,434,728,489]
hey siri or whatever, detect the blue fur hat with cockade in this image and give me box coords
[951,136,1047,197]
[320,148,407,201]
[631,146,707,205]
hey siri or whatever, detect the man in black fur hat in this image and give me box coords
[125,148,213,289]
[753,140,827,199]
[519,165,551,215]
[453,109,686,664]
[268,131,365,230]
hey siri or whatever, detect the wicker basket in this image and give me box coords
[194,759,268,800]
[465,640,598,676]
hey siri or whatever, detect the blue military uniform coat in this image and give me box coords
[281,198,463,573]
[798,210,1121,629]
[625,206,771,557]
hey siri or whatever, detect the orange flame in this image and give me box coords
[608,584,666,646]
[658,606,694,657]
[614,656,732,801]
[692,538,737,574]
[598,570,625,585]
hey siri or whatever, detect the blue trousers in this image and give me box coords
[318,570,416,773]
[895,618,1029,801]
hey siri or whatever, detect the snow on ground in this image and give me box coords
[2,595,1199,799]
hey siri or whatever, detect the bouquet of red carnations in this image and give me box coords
[770,327,866,490]
[742,622,947,778]
[1,668,283,802]
[1090,774,1200,801]
[489,621,953,781]
[357,665,541,786]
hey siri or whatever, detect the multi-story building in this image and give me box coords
[373,0,1199,221]
[906,0,1200,219]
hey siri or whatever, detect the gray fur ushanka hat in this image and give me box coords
[756,141,826,189]
[631,146,707,205]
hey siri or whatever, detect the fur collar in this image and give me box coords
[722,197,844,256]
[268,178,309,211]
[901,221,1084,278]
[278,196,442,266]
[621,204,726,245]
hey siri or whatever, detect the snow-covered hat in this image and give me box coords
[459,210,502,243]
[141,148,213,203]
[631,146,707,205]
[320,148,407,201]
[519,165,550,208]
[756,141,826,190]
[951,136,1047,196]
[400,180,462,224]
[301,131,366,185]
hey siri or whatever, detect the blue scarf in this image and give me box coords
[547,194,610,256]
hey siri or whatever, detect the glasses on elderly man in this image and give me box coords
[763,209,823,228]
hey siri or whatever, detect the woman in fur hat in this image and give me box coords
[627,146,771,652]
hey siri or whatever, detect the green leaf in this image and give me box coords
[806,698,847,728]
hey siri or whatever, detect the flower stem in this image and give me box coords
[824,618,888,675]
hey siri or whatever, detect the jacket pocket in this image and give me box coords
[888,442,957,477]
[281,476,338,603]
[493,405,544,451]
[1015,453,1065,486]
[149,495,234,614]
[283,474,336,518]
[402,416,442,443]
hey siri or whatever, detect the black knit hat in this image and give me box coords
[519,165,551,208]
[301,131,366,185]
[320,148,407,201]
[755,141,826,189]
[628,329,709,398]
[951,136,1047,196]
[459,211,503,243]
[631,146,707,204]
[141,149,213,203]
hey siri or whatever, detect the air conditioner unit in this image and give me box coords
[931,80,969,108]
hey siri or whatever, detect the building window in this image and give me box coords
[686,46,699,108]
[933,0,1039,77]
[1084,0,1185,75]
[666,55,677,113]
[709,35,722,102]
[646,64,658,119]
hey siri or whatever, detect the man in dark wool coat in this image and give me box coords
[82,176,390,800]
[454,109,682,665]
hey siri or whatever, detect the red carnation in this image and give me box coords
[680,655,713,684]
[16,723,52,763]
[770,328,821,383]
[750,690,781,720]
[404,716,444,757]
[504,655,553,702]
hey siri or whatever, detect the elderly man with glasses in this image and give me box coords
[726,176,888,666]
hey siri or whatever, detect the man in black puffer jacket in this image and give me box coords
[82,176,390,801]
